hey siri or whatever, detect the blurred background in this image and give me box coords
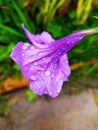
[0,0,98,129]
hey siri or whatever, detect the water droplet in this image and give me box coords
[30,84,33,87]
[45,70,50,76]
[65,60,68,63]
[38,53,42,56]
[51,74,54,77]
[23,43,29,50]
[30,75,37,80]
[50,91,52,95]
[34,62,37,66]
[56,78,59,81]
[30,46,34,49]
[37,66,44,71]
[42,58,46,60]
[23,46,26,50]
[30,84,33,90]
[22,53,24,56]
[66,41,69,44]
[58,51,61,55]
[57,89,60,93]
[44,91,47,94]
[29,59,32,62]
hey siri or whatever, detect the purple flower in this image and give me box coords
[10,24,98,98]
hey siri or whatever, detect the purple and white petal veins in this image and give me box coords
[10,24,98,98]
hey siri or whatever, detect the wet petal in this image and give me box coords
[21,24,54,48]
[10,24,98,98]
[59,54,71,81]
[29,58,70,98]
[40,31,55,44]
[10,42,24,65]
[29,70,63,98]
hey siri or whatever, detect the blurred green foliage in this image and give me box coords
[26,90,37,101]
[0,0,98,83]
[36,0,65,26]
[0,94,9,114]
[76,0,93,24]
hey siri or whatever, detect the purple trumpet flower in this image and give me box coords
[10,24,98,98]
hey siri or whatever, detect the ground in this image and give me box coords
[0,84,98,130]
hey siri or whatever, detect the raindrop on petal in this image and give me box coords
[67,41,70,44]
[30,75,37,80]
[34,62,37,66]
[29,59,32,62]
[42,58,46,60]
[57,89,60,93]
[56,78,59,81]
[50,91,52,95]
[65,60,68,63]
[51,74,54,77]
[30,46,34,49]
[22,53,24,56]
[38,53,42,56]
[23,43,29,49]
[45,70,50,76]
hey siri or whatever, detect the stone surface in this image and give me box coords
[0,89,98,130]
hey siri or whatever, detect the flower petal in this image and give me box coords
[10,24,98,98]
[51,29,98,54]
[10,41,71,98]
[59,54,71,81]
[40,31,55,44]
[21,24,54,48]
[29,71,63,98]
[29,56,70,98]
[10,42,24,65]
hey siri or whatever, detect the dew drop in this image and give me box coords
[22,53,24,56]
[23,46,26,50]
[34,62,37,66]
[30,46,34,49]
[30,75,37,80]
[65,60,68,63]
[50,91,52,95]
[45,70,50,76]
[56,78,59,81]
[23,43,29,50]
[29,59,32,62]
[57,89,60,93]
[58,51,61,55]
[42,58,46,60]
[38,53,42,56]
[30,84,33,87]
[67,41,70,44]
[44,91,47,94]
[51,74,54,77]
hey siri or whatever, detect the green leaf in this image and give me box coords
[26,90,37,101]
[0,25,22,37]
